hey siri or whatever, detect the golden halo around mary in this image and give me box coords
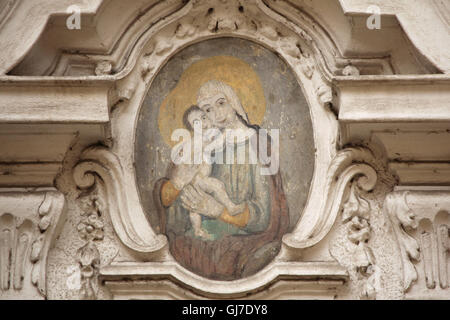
[158,56,267,146]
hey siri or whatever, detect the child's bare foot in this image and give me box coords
[228,203,246,216]
[195,228,213,240]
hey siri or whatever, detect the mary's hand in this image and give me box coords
[180,185,224,216]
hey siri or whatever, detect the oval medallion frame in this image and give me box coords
[135,37,315,280]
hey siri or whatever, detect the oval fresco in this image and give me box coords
[135,38,314,280]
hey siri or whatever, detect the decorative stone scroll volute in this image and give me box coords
[73,146,168,262]
[0,190,65,300]
[283,147,378,250]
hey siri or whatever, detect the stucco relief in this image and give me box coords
[0,190,65,300]
[70,0,385,298]
[384,189,450,299]
[0,0,448,301]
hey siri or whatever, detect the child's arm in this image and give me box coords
[160,162,199,207]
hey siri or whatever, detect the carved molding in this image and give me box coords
[0,0,447,301]
[384,191,420,291]
[0,189,65,299]
[46,0,393,80]
[75,0,344,259]
[73,146,168,261]
[100,261,347,299]
[384,188,450,296]
[66,0,395,298]
[4,0,445,76]
[104,279,345,300]
[335,76,450,123]
[71,143,381,297]
[283,147,378,249]
[389,163,450,186]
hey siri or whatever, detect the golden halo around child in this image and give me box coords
[158,55,267,146]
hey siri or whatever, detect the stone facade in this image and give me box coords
[0,0,448,300]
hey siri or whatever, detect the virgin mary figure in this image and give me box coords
[154,80,289,280]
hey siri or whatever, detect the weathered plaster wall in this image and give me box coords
[0,0,448,300]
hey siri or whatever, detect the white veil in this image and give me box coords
[197,80,249,123]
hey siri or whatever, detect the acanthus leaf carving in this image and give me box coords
[0,190,65,299]
[32,192,66,297]
[384,190,449,295]
[384,191,420,291]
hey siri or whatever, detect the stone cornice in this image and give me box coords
[335,75,450,123]
[0,76,114,124]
